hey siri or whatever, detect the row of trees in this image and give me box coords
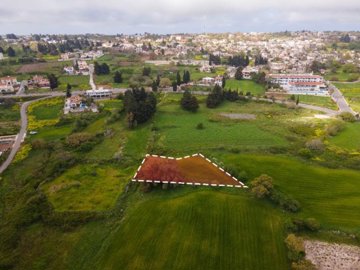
[123,88,157,128]
[0,46,16,57]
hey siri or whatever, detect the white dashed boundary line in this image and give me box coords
[132,153,248,189]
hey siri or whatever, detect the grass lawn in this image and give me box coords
[67,190,288,270]
[0,103,21,135]
[296,95,338,110]
[225,80,265,95]
[42,164,133,211]
[31,101,63,120]
[219,153,360,231]
[329,122,360,150]
[334,82,360,112]
[325,68,359,82]
[58,75,90,91]
[153,99,302,154]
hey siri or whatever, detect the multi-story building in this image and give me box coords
[269,74,328,95]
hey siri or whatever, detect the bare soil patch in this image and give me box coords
[305,240,360,270]
[134,154,244,186]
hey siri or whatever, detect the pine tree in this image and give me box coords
[114,71,123,83]
[66,83,72,97]
[7,47,15,57]
[235,67,243,80]
[176,71,182,86]
[47,74,58,90]
[181,90,199,112]
[222,76,226,88]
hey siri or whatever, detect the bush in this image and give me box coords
[306,139,325,152]
[284,234,305,262]
[298,148,313,159]
[250,174,273,198]
[196,123,205,130]
[326,120,345,136]
[270,190,301,212]
[181,90,199,112]
[304,218,321,231]
[288,218,320,232]
[338,112,356,122]
[291,260,316,270]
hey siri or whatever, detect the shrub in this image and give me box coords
[270,190,301,212]
[250,174,273,198]
[298,148,313,159]
[291,260,316,270]
[181,90,199,112]
[326,120,345,136]
[338,112,356,122]
[196,123,205,130]
[306,139,325,152]
[284,234,305,262]
[66,133,93,147]
[304,218,321,231]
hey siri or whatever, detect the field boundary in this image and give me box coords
[132,153,248,189]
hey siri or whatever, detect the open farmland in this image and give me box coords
[334,82,360,112]
[65,190,288,270]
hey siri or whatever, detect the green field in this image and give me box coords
[219,153,360,231]
[334,82,360,112]
[0,103,20,135]
[42,164,132,211]
[58,75,90,91]
[329,122,360,150]
[66,190,288,270]
[224,80,266,95]
[296,95,338,110]
[153,96,310,153]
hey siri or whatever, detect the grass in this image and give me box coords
[296,95,338,110]
[67,190,288,270]
[31,101,63,120]
[224,80,266,95]
[0,103,21,135]
[58,75,90,91]
[219,153,360,231]
[329,122,360,150]
[325,67,359,82]
[333,82,360,112]
[153,98,301,153]
[42,164,133,211]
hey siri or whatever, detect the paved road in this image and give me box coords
[16,80,26,96]
[329,84,357,115]
[89,64,96,90]
[0,96,54,174]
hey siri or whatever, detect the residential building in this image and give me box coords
[242,66,259,79]
[269,74,328,95]
[85,89,112,99]
[28,75,50,88]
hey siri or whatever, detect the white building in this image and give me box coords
[85,89,112,99]
[242,66,259,79]
[269,74,328,95]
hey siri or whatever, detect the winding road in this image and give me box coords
[0,96,54,174]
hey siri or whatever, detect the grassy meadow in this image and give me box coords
[2,90,360,270]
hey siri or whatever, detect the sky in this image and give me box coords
[0,0,359,34]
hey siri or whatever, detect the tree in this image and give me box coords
[206,85,224,108]
[7,47,15,57]
[123,88,157,128]
[296,96,300,105]
[94,62,110,75]
[172,81,177,92]
[66,84,72,97]
[340,34,351,43]
[250,174,274,198]
[0,47,3,53]
[181,90,199,112]
[156,75,161,86]
[222,76,226,88]
[142,67,151,77]
[284,234,305,262]
[114,71,123,83]
[47,74,58,90]
[151,80,158,92]
[183,70,190,84]
[176,71,182,86]
[235,67,243,80]
[159,78,171,88]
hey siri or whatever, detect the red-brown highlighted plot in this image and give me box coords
[133,154,246,188]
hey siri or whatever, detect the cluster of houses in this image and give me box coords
[27,75,50,89]
[60,50,104,61]
[64,60,89,75]
[64,89,112,114]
